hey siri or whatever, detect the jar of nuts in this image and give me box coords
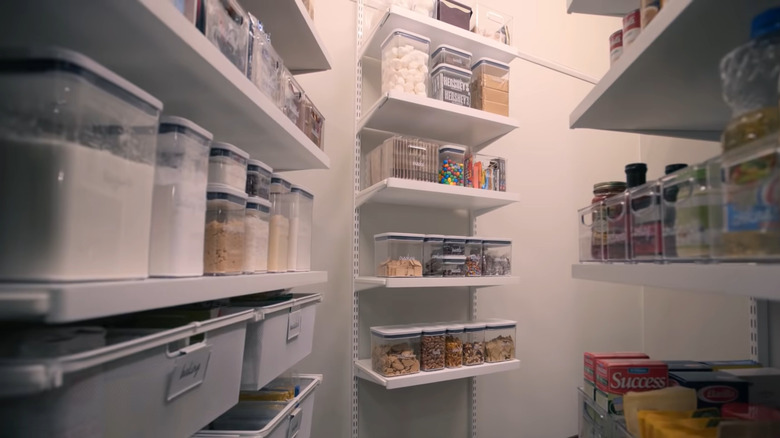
[421,325,447,371]
[445,323,465,368]
[463,321,486,366]
[370,326,421,377]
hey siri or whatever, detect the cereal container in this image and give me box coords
[204,184,247,275]
[443,235,466,255]
[604,193,631,261]
[463,322,485,366]
[471,4,513,44]
[244,197,271,273]
[208,142,250,192]
[441,255,467,276]
[270,173,292,194]
[279,68,304,126]
[629,182,663,261]
[482,239,512,276]
[430,64,471,107]
[381,29,431,96]
[149,116,212,278]
[374,233,424,277]
[439,145,467,186]
[465,238,483,276]
[246,159,273,200]
[287,185,314,272]
[371,326,421,377]
[484,319,516,363]
[300,95,326,150]
[423,234,445,276]
[471,58,510,116]
[445,323,465,368]
[248,15,282,103]
[201,0,250,74]
[436,0,473,30]
[431,44,472,70]
[420,325,446,371]
[268,191,292,273]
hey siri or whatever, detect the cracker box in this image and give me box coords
[669,371,749,410]
[583,352,649,399]
[664,360,713,373]
[595,359,668,415]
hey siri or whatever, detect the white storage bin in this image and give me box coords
[209,142,250,191]
[149,116,213,277]
[0,312,253,438]
[194,374,322,438]
[288,185,314,272]
[226,294,322,390]
[0,47,162,282]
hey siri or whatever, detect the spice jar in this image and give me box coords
[591,182,627,261]
[246,159,273,199]
[420,325,446,371]
[244,197,270,273]
[423,234,445,277]
[465,238,483,276]
[204,183,247,275]
[208,142,250,191]
[445,323,465,368]
[463,322,485,366]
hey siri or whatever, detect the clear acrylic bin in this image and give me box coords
[431,44,472,70]
[371,326,421,377]
[201,0,250,74]
[439,145,467,186]
[420,325,446,371]
[484,319,516,363]
[423,234,445,277]
[436,0,473,30]
[431,64,472,107]
[249,15,283,104]
[300,95,325,150]
[465,152,507,191]
[0,47,162,282]
[244,197,271,273]
[445,323,465,368]
[246,159,273,200]
[629,182,663,261]
[208,142,250,191]
[149,116,213,278]
[463,322,485,366]
[363,135,439,187]
[268,192,291,273]
[465,238,483,276]
[471,4,513,44]
[604,193,630,261]
[374,233,425,277]
[288,185,314,272]
[483,238,512,275]
[204,184,247,275]
[279,68,304,127]
[381,29,431,96]
[470,58,510,116]
[579,203,605,262]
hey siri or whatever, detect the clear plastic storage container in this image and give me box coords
[279,68,304,127]
[363,135,439,188]
[300,95,325,150]
[374,233,424,277]
[0,48,162,282]
[149,116,213,278]
[471,58,510,116]
[249,16,283,104]
[204,184,247,275]
[371,326,421,377]
[381,29,431,96]
[484,319,516,363]
[436,0,473,30]
[604,193,630,261]
[579,203,604,262]
[629,182,663,261]
[431,44,472,70]
[471,4,513,44]
[465,152,507,191]
[465,238,483,276]
[463,322,485,366]
[439,145,467,186]
[482,239,512,275]
[201,0,250,74]
[244,197,271,273]
[268,191,291,273]
[445,323,465,368]
[423,234,445,276]
[288,185,314,272]
[421,325,446,371]
[208,142,250,191]
[443,235,466,256]
[431,64,471,107]
[441,255,467,276]
[246,159,273,199]
[270,173,293,195]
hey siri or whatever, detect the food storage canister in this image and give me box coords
[436,0,472,30]
[374,233,424,277]
[441,255,467,276]
[201,0,250,74]
[381,29,431,96]
[484,319,516,363]
[300,94,325,150]
[431,44,472,70]
[208,142,249,191]
[629,182,663,261]
[439,145,467,186]
[420,325,446,371]
[471,58,510,116]
[204,183,247,275]
[463,322,485,366]
[465,238,483,276]
[443,235,466,255]
[268,191,292,273]
[0,47,162,282]
[471,4,512,44]
[445,323,465,368]
[270,173,293,194]
[587,182,627,262]
[430,64,471,107]
[287,185,314,272]
[279,68,304,126]
[248,15,282,104]
[371,326,421,377]
[482,238,512,275]
[149,116,213,278]
[246,159,273,199]
[244,197,271,273]
[423,234,445,276]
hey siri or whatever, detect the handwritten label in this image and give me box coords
[287,407,302,438]
[167,345,211,401]
[288,309,302,341]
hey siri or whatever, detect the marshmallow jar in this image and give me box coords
[380,29,432,96]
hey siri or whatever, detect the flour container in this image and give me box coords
[0,47,162,282]
[149,116,212,277]
[287,185,314,272]
[204,183,247,275]
[208,142,249,191]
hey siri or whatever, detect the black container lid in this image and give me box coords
[664,163,688,175]
[625,163,647,188]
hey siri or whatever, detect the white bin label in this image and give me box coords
[288,309,302,341]
[167,344,211,401]
[287,407,302,438]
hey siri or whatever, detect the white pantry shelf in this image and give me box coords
[355,276,520,291]
[354,359,521,389]
[0,0,329,171]
[566,0,637,17]
[359,92,520,148]
[572,263,780,301]
[361,5,519,64]
[356,178,519,210]
[0,271,328,323]
[569,0,777,141]
[242,0,333,73]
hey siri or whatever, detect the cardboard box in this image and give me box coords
[472,99,508,116]
[669,371,749,409]
[471,74,509,92]
[664,360,713,373]
[595,358,668,415]
[583,352,649,400]
[725,367,780,409]
[471,86,509,105]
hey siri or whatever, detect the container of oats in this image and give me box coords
[204,183,247,275]
[463,321,486,366]
[371,326,421,377]
[420,325,447,371]
[484,319,516,363]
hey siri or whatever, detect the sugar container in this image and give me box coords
[381,29,431,96]
[471,58,510,116]
[248,15,282,103]
[423,234,445,276]
[465,238,483,276]
[445,323,466,368]
[149,116,213,278]
[374,233,424,277]
[471,4,512,44]
[484,319,516,363]
[371,326,421,377]
[246,159,273,200]
[268,191,292,273]
[279,68,304,126]
[439,145,467,186]
[300,95,326,150]
[201,0,250,74]
[208,142,249,191]
[430,64,471,107]
[0,47,161,281]
[482,238,512,275]
[287,185,314,272]
[204,184,247,275]
[244,197,271,273]
[436,0,473,30]
[463,322,486,365]
[420,325,446,371]
[431,45,472,70]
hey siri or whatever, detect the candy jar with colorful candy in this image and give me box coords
[439,145,466,186]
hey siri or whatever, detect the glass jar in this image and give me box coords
[244,197,270,273]
[445,323,465,368]
[374,233,424,277]
[438,145,467,186]
[423,234,445,277]
[463,322,485,366]
[204,183,247,275]
[371,326,421,377]
[465,238,483,276]
[420,325,446,371]
[246,159,273,200]
[482,239,512,275]
[381,29,431,97]
[287,185,314,272]
[484,319,516,363]
[267,192,291,273]
[208,142,249,191]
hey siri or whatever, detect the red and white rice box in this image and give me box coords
[595,359,668,415]
[622,9,641,46]
[583,352,648,399]
[609,29,623,65]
